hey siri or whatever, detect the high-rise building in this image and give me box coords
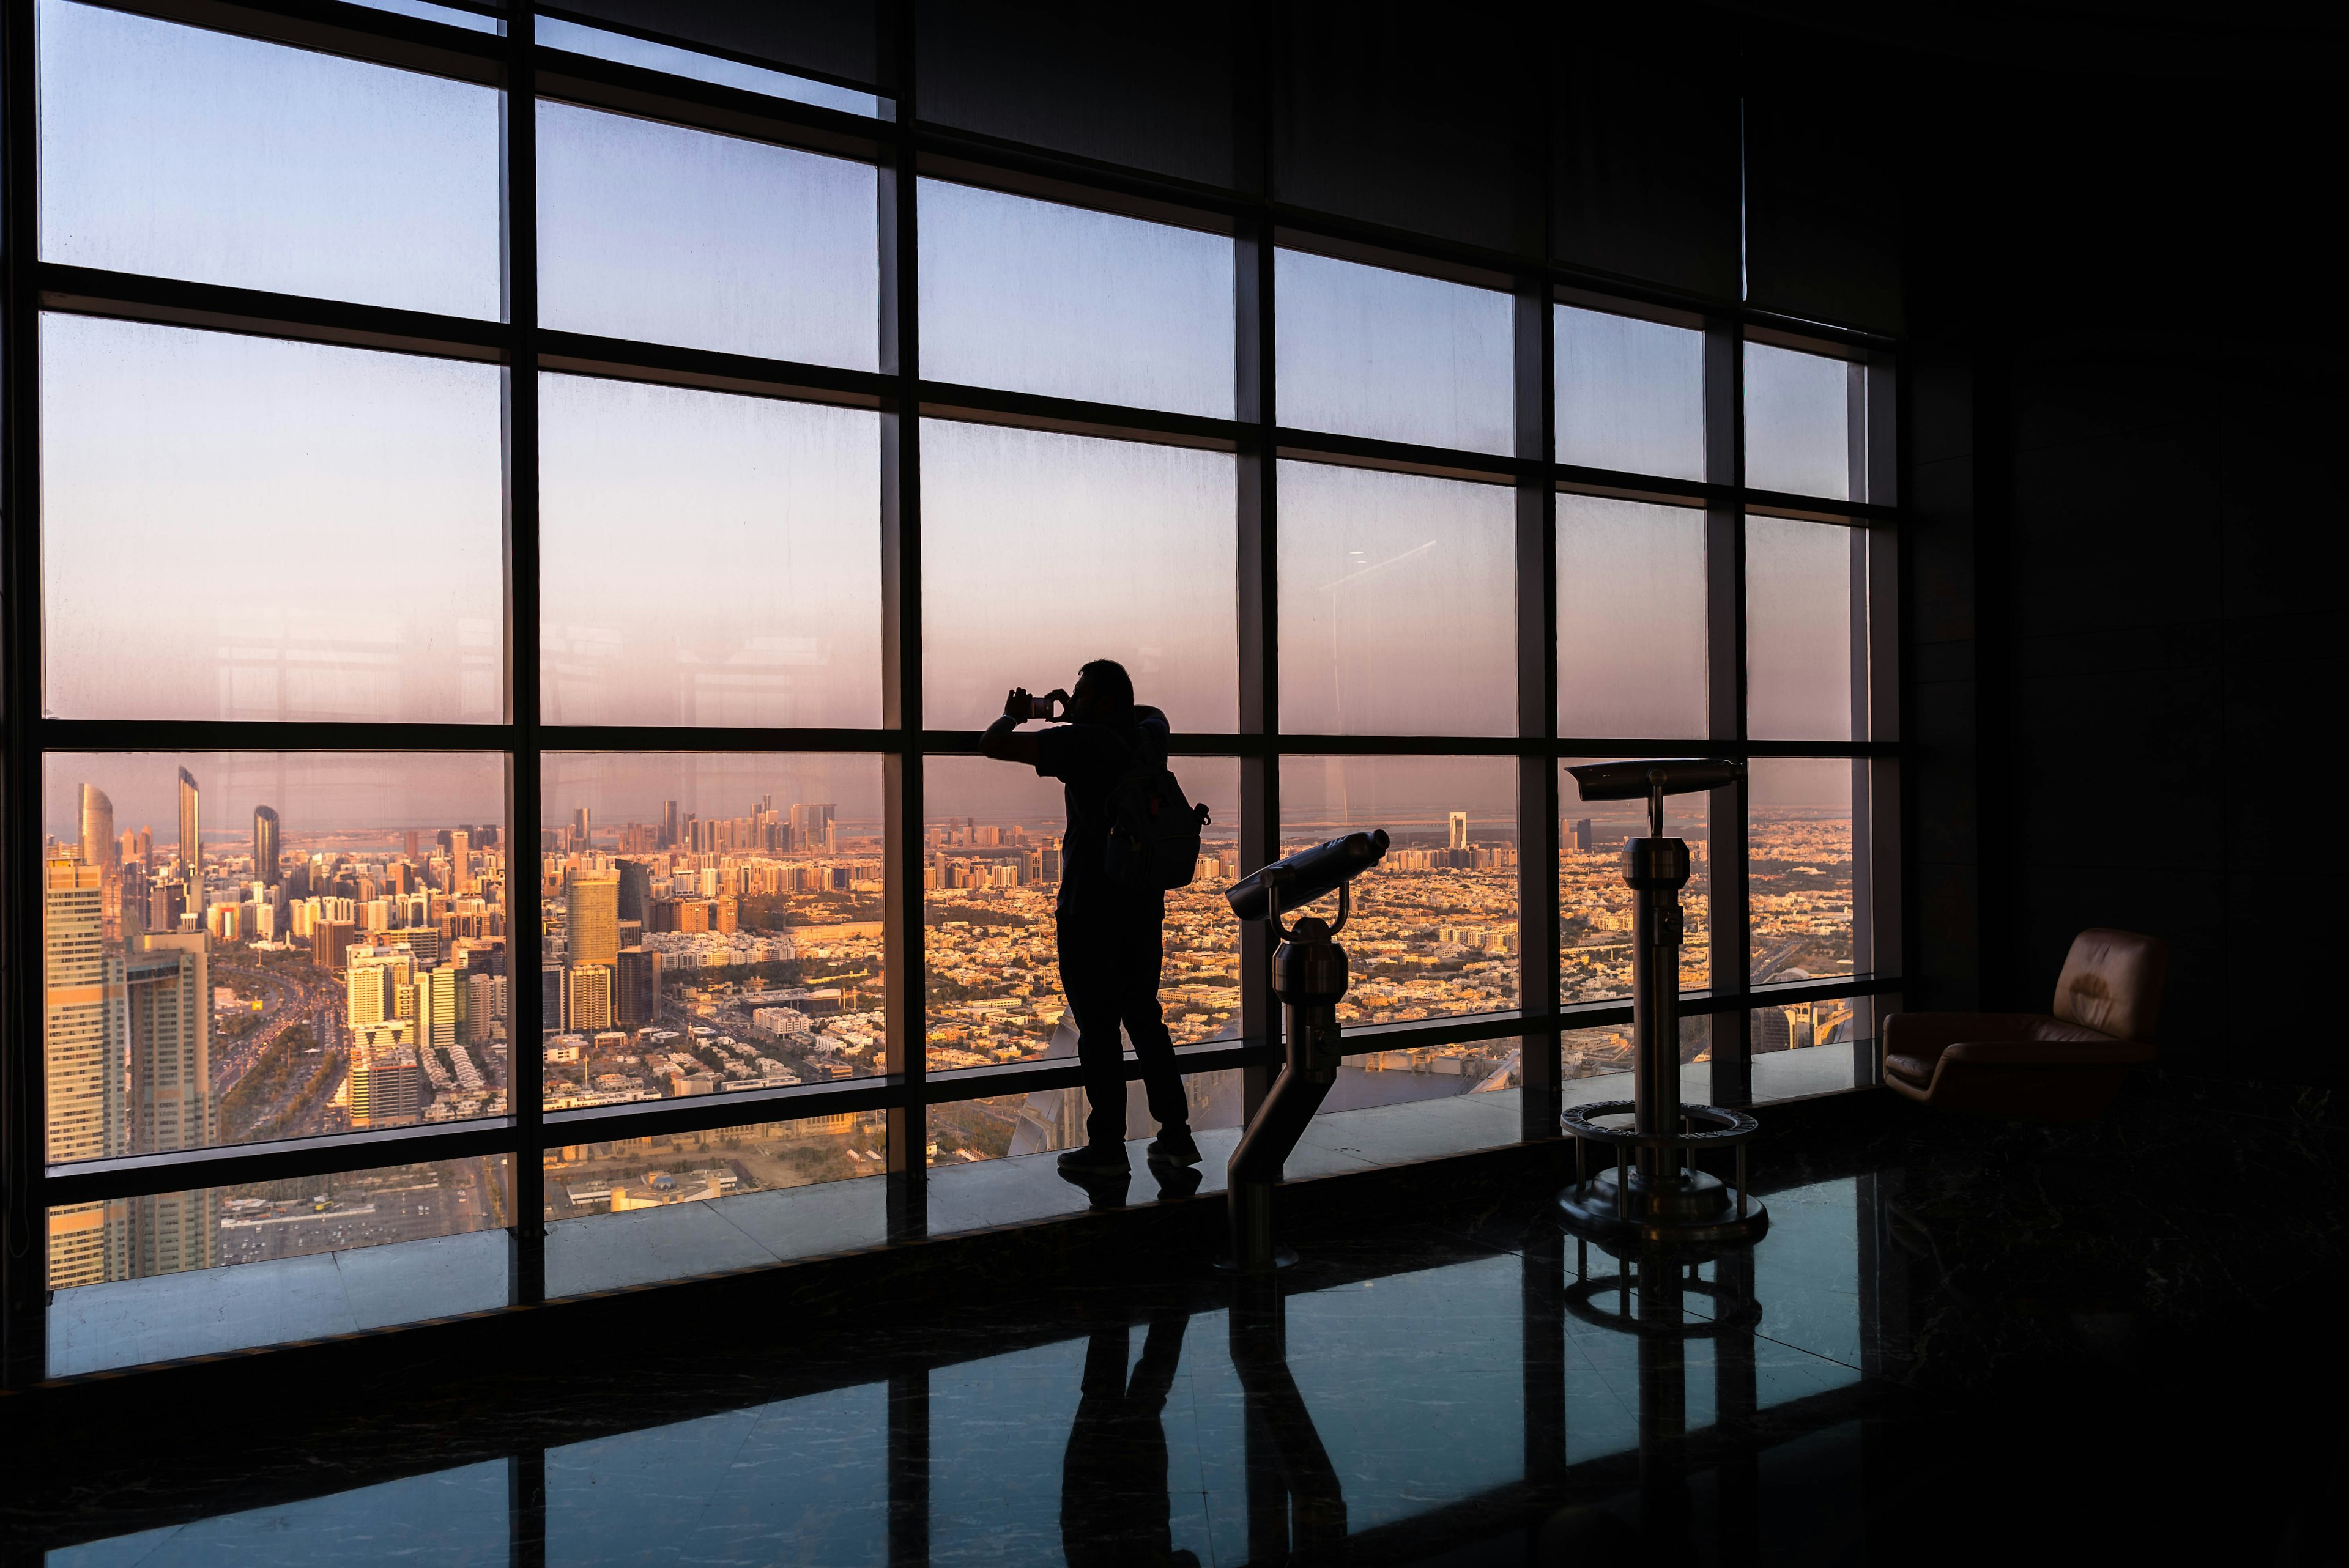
[615,947,659,1027]
[416,964,462,1051]
[565,964,614,1031]
[466,972,507,1043]
[1448,811,1469,851]
[448,828,471,895]
[125,931,217,1276]
[541,963,565,1032]
[662,799,678,849]
[253,805,281,887]
[1572,818,1594,852]
[616,860,652,926]
[791,803,837,854]
[177,767,202,911]
[45,857,128,1287]
[136,826,154,865]
[80,783,118,873]
[148,880,185,934]
[573,806,592,847]
[346,946,412,1026]
[312,919,357,972]
[404,829,420,864]
[348,1027,422,1128]
[567,871,621,971]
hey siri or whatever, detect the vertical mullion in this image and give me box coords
[1704,322,1752,1106]
[2,0,48,1388]
[1233,16,1277,1123]
[1513,282,1560,1141]
[877,0,925,1240]
[502,23,546,1303]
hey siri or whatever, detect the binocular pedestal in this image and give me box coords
[1223,889,1349,1273]
[1556,832,1768,1247]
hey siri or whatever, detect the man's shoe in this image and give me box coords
[1146,1126,1203,1168]
[1058,1142,1130,1175]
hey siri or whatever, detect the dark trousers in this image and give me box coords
[1057,902,1189,1148]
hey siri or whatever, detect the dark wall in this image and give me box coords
[1901,67,2346,1086]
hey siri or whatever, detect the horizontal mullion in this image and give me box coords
[538,330,886,408]
[87,0,503,84]
[545,725,900,754]
[918,381,1240,451]
[1276,734,1535,757]
[40,264,511,361]
[921,1040,1271,1105]
[533,3,880,101]
[39,718,511,753]
[534,52,888,166]
[42,1120,519,1207]
[1739,487,1898,525]
[1552,463,1718,508]
[1335,1011,1531,1054]
[1274,427,1529,485]
[919,730,1260,758]
[545,1072,908,1141]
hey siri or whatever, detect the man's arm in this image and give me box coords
[981,687,1047,767]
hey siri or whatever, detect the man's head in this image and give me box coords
[1067,659,1134,724]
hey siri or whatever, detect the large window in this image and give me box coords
[4,0,1900,1379]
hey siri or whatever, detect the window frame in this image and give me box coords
[0,0,1904,1385]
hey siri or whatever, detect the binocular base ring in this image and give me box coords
[1557,1167,1770,1247]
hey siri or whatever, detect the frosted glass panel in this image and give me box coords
[1745,342,1850,499]
[922,422,1237,730]
[38,0,500,319]
[919,181,1233,418]
[540,377,881,727]
[1280,756,1520,1021]
[1554,305,1704,480]
[1556,495,1709,739]
[535,17,886,117]
[1746,516,1855,741]
[1277,250,1513,454]
[1278,462,1515,736]
[43,316,504,722]
[538,102,878,369]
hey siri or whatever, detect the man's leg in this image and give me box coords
[1115,906,1190,1139]
[1057,911,1130,1150]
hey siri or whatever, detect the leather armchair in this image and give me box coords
[1882,928,2169,1122]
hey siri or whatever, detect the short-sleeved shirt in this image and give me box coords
[1034,712,1170,919]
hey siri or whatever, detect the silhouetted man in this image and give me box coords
[983,659,1200,1176]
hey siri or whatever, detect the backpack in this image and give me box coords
[1103,740,1212,892]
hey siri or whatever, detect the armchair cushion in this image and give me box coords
[2052,928,2169,1042]
[1880,1012,2115,1089]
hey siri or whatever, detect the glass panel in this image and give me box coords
[1751,997,1872,1101]
[48,1460,510,1564]
[537,102,879,369]
[1746,516,1856,742]
[38,0,500,317]
[358,0,501,32]
[1748,758,1856,985]
[921,421,1238,730]
[1276,248,1513,454]
[1743,342,1850,499]
[535,16,887,118]
[1554,304,1705,479]
[46,1155,510,1374]
[547,1386,888,1565]
[540,377,881,725]
[543,1114,888,1296]
[1278,462,1513,736]
[1559,758,1708,1002]
[42,317,503,723]
[923,756,1239,1074]
[1315,1041,1523,1167]
[540,753,889,1107]
[919,180,1233,418]
[1556,495,1709,739]
[42,752,508,1164]
[1560,1016,1714,1110]
[1279,756,1519,1023]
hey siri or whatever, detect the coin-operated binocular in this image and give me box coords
[1221,829,1389,1272]
[1556,760,1768,1246]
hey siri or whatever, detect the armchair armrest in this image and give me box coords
[1882,1012,2045,1058]
[1942,1036,2156,1069]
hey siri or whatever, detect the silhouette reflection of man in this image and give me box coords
[1061,1311,1198,1568]
[982,660,1200,1178]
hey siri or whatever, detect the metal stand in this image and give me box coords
[1220,877,1351,1273]
[1557,772,1768,1246]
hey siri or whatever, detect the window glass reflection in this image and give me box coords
[1554,304,1704,479]
[46,1458,510,1564]
[1280,756,1519,1023]
[537,103,880,369]
[920,180,1234,417]
[1748,758,1856,986]
[540,377,881,727]
[1744,342,1851,499]
[1277,249,1513,454]
[39,0,500,318]
[1278,461,1515,736]
[921,421,1238,731]
[1556,494,1709,740]
[42,317,503,723]
[1746,516,1856,742]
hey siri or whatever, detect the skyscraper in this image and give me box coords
[567,870,621,971]
[404,829,420,864]
[125,931,217,1276]
[565,964,614,1030]
[253,805,281,887]
[177,767,201,911]
[662,799,678,849]
[448,828,471,895]
[45,857,127,1287]
[80,783,118,873]
[1448,811,1469,851]
[573,806,592,846]
[615,946,659,1027]
[791,802,837,854]
[615,860,651,925]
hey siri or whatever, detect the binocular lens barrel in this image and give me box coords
[1225,829,1390,921]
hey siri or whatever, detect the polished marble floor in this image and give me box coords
[12,1078,2347,1566]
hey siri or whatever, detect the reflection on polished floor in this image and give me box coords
[12,1082,2347,1567]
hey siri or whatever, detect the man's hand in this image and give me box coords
[1003,687,1033,723]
